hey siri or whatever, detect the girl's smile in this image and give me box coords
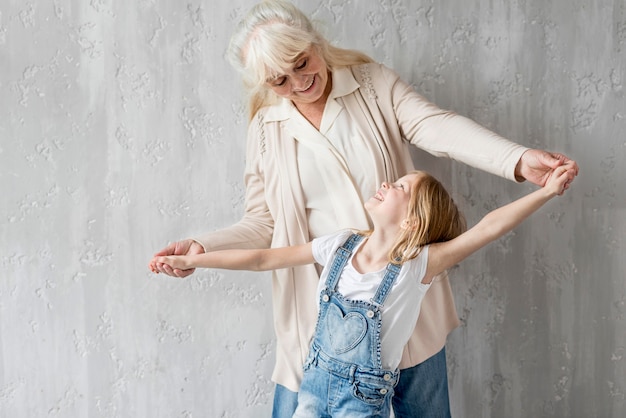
[365,173,422,227]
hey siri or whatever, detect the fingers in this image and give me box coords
[172,268,195,278]
[564,160,579,177]
[549,152,567,163]
[562,163,577,191]
[150,256,178,277]
[153,239,194,257]
[553,165,571,195]
[150,240,202,277]
[156,262,174,276]
[153,241,178,257]
[550,153,580,177]
[149,256,193,278]
[148,257,167,275]
[152,258,173,274]
[547,153,578,193]
[154,258,175,275]
[536,150,563,169]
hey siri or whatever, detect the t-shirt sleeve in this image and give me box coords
[406,245,431,288]
[311,229,354,267]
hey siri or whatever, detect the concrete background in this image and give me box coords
[1,0,624,416]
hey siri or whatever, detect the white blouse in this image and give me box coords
[295,69,380,239]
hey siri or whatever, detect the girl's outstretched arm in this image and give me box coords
[149,242,315,273]
[424,165,572,283]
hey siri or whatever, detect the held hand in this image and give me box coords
[545,165,572,196]
[515,149,579,189]
[151,255,192,272]
[149,239,204,278]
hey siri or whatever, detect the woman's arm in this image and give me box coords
[192,113,275,253]
[423,166,571,283]
[150,242,315,273]
[383,64,528,182]
[381,64,577,186]
[152,113,274,278]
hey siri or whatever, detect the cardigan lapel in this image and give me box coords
[282,104,371,230]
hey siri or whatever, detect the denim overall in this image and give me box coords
[294,234,401,418]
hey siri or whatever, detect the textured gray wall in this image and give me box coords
[1,0,624,417]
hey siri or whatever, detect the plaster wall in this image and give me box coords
[1,0,624,417]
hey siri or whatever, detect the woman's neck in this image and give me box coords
[293,70,332,130]
[294,101,326,130]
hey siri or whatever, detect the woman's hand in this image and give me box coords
[149,239,205,277]
[515,149,579,190]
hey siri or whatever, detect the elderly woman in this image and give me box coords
[152,1,578,417]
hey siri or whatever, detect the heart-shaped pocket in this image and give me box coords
[326,303,367,354]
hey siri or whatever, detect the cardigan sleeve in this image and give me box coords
[192,112,274,252]
[379,64,528,182]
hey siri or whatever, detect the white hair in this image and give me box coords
[227,0,321,89]
[227,0,374,119]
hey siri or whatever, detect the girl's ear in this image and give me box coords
[400,218,418,230]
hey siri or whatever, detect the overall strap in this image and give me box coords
[370,262,401,307]
[325,233,364,291]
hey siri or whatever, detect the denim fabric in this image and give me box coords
[392,347,451,418]
[271,350,452,418]
[271,383,299,418]
[293,234,400,418]
[293,344,398,418]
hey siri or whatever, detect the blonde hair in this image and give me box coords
[361,171,467,265]
[227,0,375,119]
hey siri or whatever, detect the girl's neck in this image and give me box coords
[352,228,399,274]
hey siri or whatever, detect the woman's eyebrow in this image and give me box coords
[266,72,284,83]
[265,53,308,82]
[289,52,306,64]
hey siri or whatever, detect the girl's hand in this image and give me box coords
[545,164,573,196]
[150,255,191,272]
[150,239,204,277]
[515,149,578,190]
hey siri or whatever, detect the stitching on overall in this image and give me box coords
[371,262,401,306]
[324,234,364,292]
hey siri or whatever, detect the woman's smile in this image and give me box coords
[294,75,315,93]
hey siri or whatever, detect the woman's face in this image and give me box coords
[265,47,331,108]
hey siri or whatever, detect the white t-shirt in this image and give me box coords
[312,229,431,370]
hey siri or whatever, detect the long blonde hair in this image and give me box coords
[227,0,374,119]
[362,171,467,264]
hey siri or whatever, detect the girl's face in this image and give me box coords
[265,47,331,109]
[365,173,422,227]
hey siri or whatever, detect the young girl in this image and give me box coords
[150,168,571,417]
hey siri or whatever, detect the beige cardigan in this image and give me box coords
[195,63,528,392]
